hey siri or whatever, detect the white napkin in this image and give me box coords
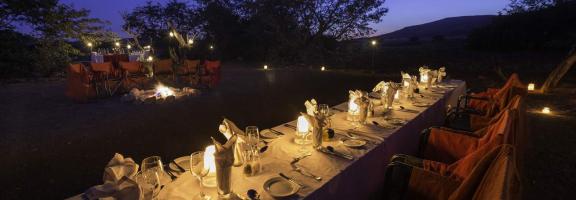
[218,118,246,167]
[427,70,438,88]
[305,99,318,116]
[83,153,142,200]
[383,82,400,109]
[212,135,237,195]
[438,67,447,82]
[372,81,386,93]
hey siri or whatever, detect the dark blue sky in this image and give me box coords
[60,0,510,37]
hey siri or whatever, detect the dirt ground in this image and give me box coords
[0,64,575,199]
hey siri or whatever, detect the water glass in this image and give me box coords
[190,151,211,200]
[139,156,164,199]
[245,126,259,150]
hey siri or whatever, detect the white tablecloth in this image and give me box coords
[158,80,466,200]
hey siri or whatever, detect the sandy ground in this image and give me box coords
[0,65,575,199]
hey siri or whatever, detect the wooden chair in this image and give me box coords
[119,61,147,91]
[153,59,175,81]
[177,59,201,86]
[90,62,121,96]
[383,144,520,200]
[65,63,95,102]
[201,60,221,88]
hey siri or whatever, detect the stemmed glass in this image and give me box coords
[245,126,260,151]
[139,156,164,199]
[318,104,331,127]
[190,151,211,200]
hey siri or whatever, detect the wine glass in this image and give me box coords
[318,104,331,128]
[245,126,260,151]
[190,151,211,200]
[139,156,164,199]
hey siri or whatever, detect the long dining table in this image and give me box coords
[158,80,466,200]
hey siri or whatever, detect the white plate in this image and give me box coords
[260,129,280,139]
[263,177,300,198]
[169,156,191,172]
[342,139,367,148]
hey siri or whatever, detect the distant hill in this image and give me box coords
[378,15,495,40]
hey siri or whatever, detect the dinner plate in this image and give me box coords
[260,129,280,139]
[169,156,191,172]
[263,177,300,198]
[342,138,367,148]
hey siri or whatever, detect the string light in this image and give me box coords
[371,40,377,46]
[169,32,174,37]
[127,44,131,49]
[321,66,326,71]
[87,42,93,47]
[115,42,120,47]
[263,65,268,70]
[188,39,194,45]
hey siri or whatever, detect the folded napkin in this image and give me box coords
[212,135,237,195]
[305,99,318,116]
[438,67,447,82]
[372,81,386,93]
[427,69,438,88]
[218,118,246,167]
[383,82,400,109]
[83,153,142,200]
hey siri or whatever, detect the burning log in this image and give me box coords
[121,85,200,104]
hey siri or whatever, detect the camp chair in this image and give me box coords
[65,63,95,102]
[417,103,517,164]
[120,61,147,90]
[177,59,201,86]
[383,143,518,200]
[201,60,221,88]
[446,93,525,132]
[90,62,122,96]
[153,59,175,81]
[455,73,525,115]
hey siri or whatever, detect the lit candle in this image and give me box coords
[403,80,410,87]
[203,145,216,174]
[321,66,326,71]
[169,32,174,37]
[263,65,268,70]
[394,90,400,99]
[147,56,153,62]
[528,83,535,91]
[420,74,428,83]
[348,99,359,115]
[297,115,309,134]
[188,39,193,45]
[542,107,551,114]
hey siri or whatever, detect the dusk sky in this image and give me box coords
[60,0,510,37]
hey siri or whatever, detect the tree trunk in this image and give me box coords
[541,48,576,92]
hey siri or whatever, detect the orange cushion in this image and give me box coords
[91,62,114,74]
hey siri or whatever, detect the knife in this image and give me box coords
[171,160,186,172]
[284,124,296,130]
[317,146,354,160]
[279,173,304,188]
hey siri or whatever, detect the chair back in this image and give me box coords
[154,59,173,74]
[69,63,84,74]
[449,145,520,200]
[90,62,114,74]
[205,60,221,74]
[492,74,526,113]
[477,109,514,147]
[185,59,200,73]
[120,61,143,73]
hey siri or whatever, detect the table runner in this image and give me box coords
[158,80,466,200]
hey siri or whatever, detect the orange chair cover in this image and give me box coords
[154,59,173,74]
[203,60,221,87]
[468,73,525,114]
[407,145,513,200]
[120,61,143,74]
[90,62,114,74]
[423,110,513,164]
[65,63,95,102]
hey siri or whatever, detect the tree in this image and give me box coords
[1,0,116,78]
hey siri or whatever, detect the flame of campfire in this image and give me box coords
[155,84,175,98]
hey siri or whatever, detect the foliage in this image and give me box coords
[123,0,388,64]
[468,1,576,51]
[0,0,116,79]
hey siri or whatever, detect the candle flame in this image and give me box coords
[297,115,309,133]
[155,84,174,98]
[542,107,551,114]
[203,145,216,174]
[528,83,535,91]
[263,65,268,70]
[321,66,326,71]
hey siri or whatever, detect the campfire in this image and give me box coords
[121,83,200,104]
